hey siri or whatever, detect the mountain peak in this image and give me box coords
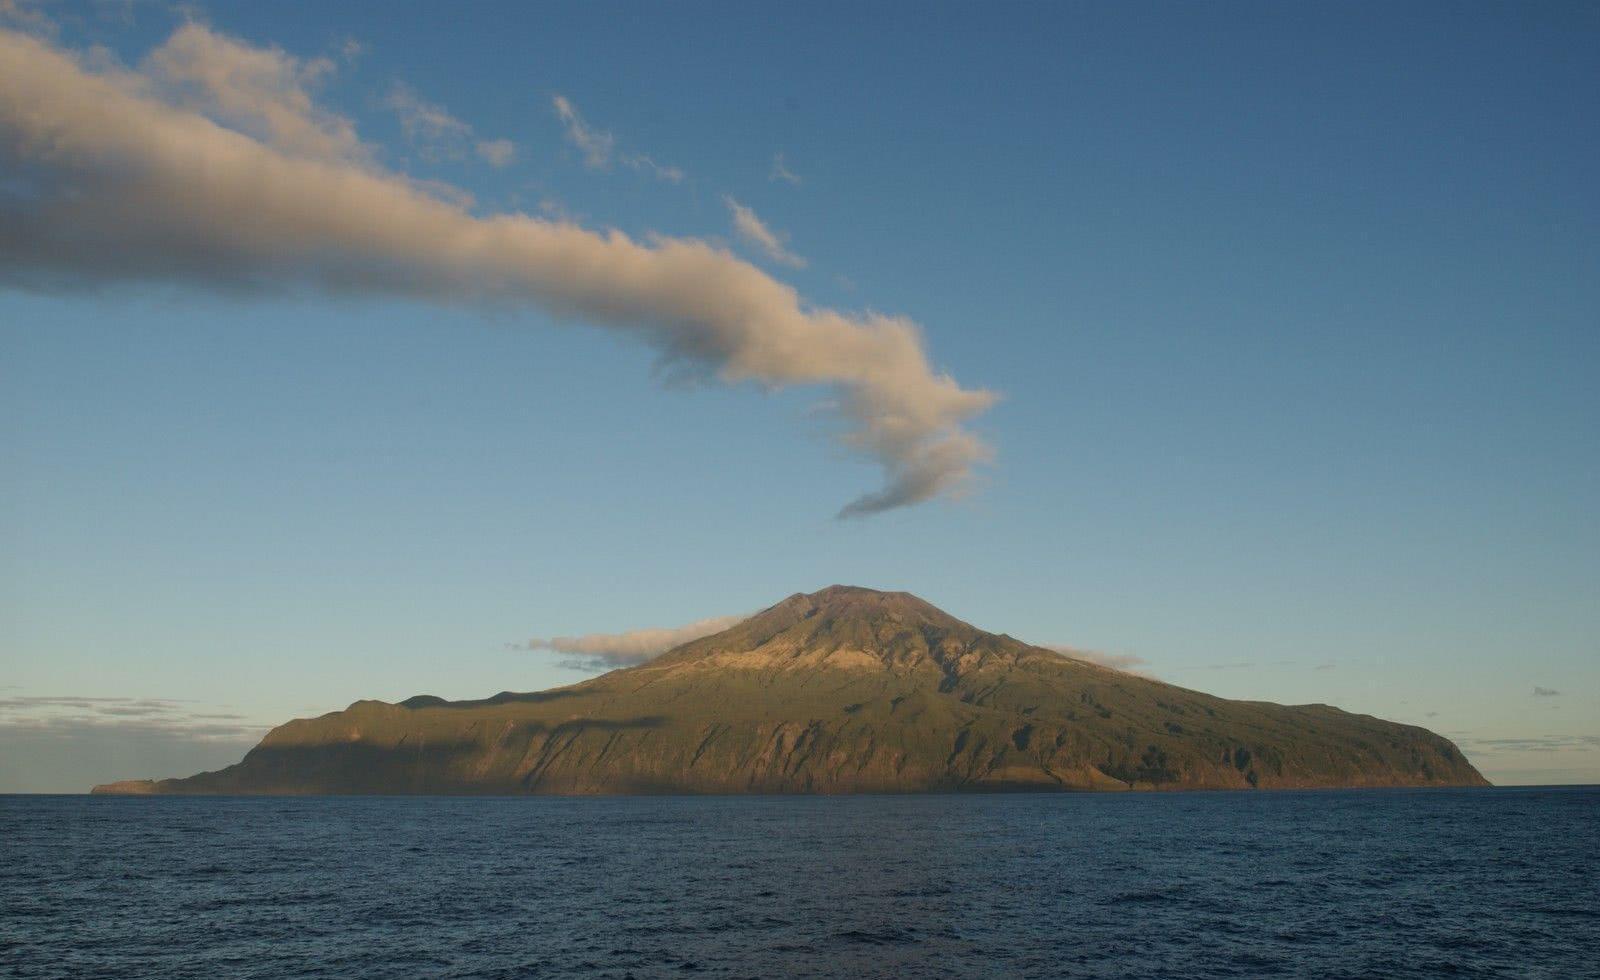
[798,584,951,616]
[755,585,972,635]
[647,584,993,673]
[809,584,903,597]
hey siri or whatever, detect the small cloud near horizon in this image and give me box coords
[0,699,269,793]
[0,695,270,742]
[1457,734,1598,753]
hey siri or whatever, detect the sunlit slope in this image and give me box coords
[94,586,1486,794]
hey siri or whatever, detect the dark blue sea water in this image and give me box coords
[2,788,1595,978]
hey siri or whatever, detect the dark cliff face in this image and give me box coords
[93,586,1489,795]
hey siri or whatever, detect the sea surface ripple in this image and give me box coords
[2,787,1595,978]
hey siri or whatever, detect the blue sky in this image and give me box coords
[1,1,1596,791]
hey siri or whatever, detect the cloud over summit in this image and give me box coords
[0,26,995,516]
[1045,646,1152,676]
[517,614,749,670]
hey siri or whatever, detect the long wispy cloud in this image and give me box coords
[724,196,806,269]
[514,613,749,671]
[0,26,995,516]
[0,0,55,38]
[145,22,362,164]
[551,93,684,183]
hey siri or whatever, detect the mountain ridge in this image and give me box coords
[93,586,1487,795]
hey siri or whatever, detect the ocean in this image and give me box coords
[2,788,1595,978]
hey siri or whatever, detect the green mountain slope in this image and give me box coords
[94,586,1487,794]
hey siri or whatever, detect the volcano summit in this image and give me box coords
[94,586,1486,794]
